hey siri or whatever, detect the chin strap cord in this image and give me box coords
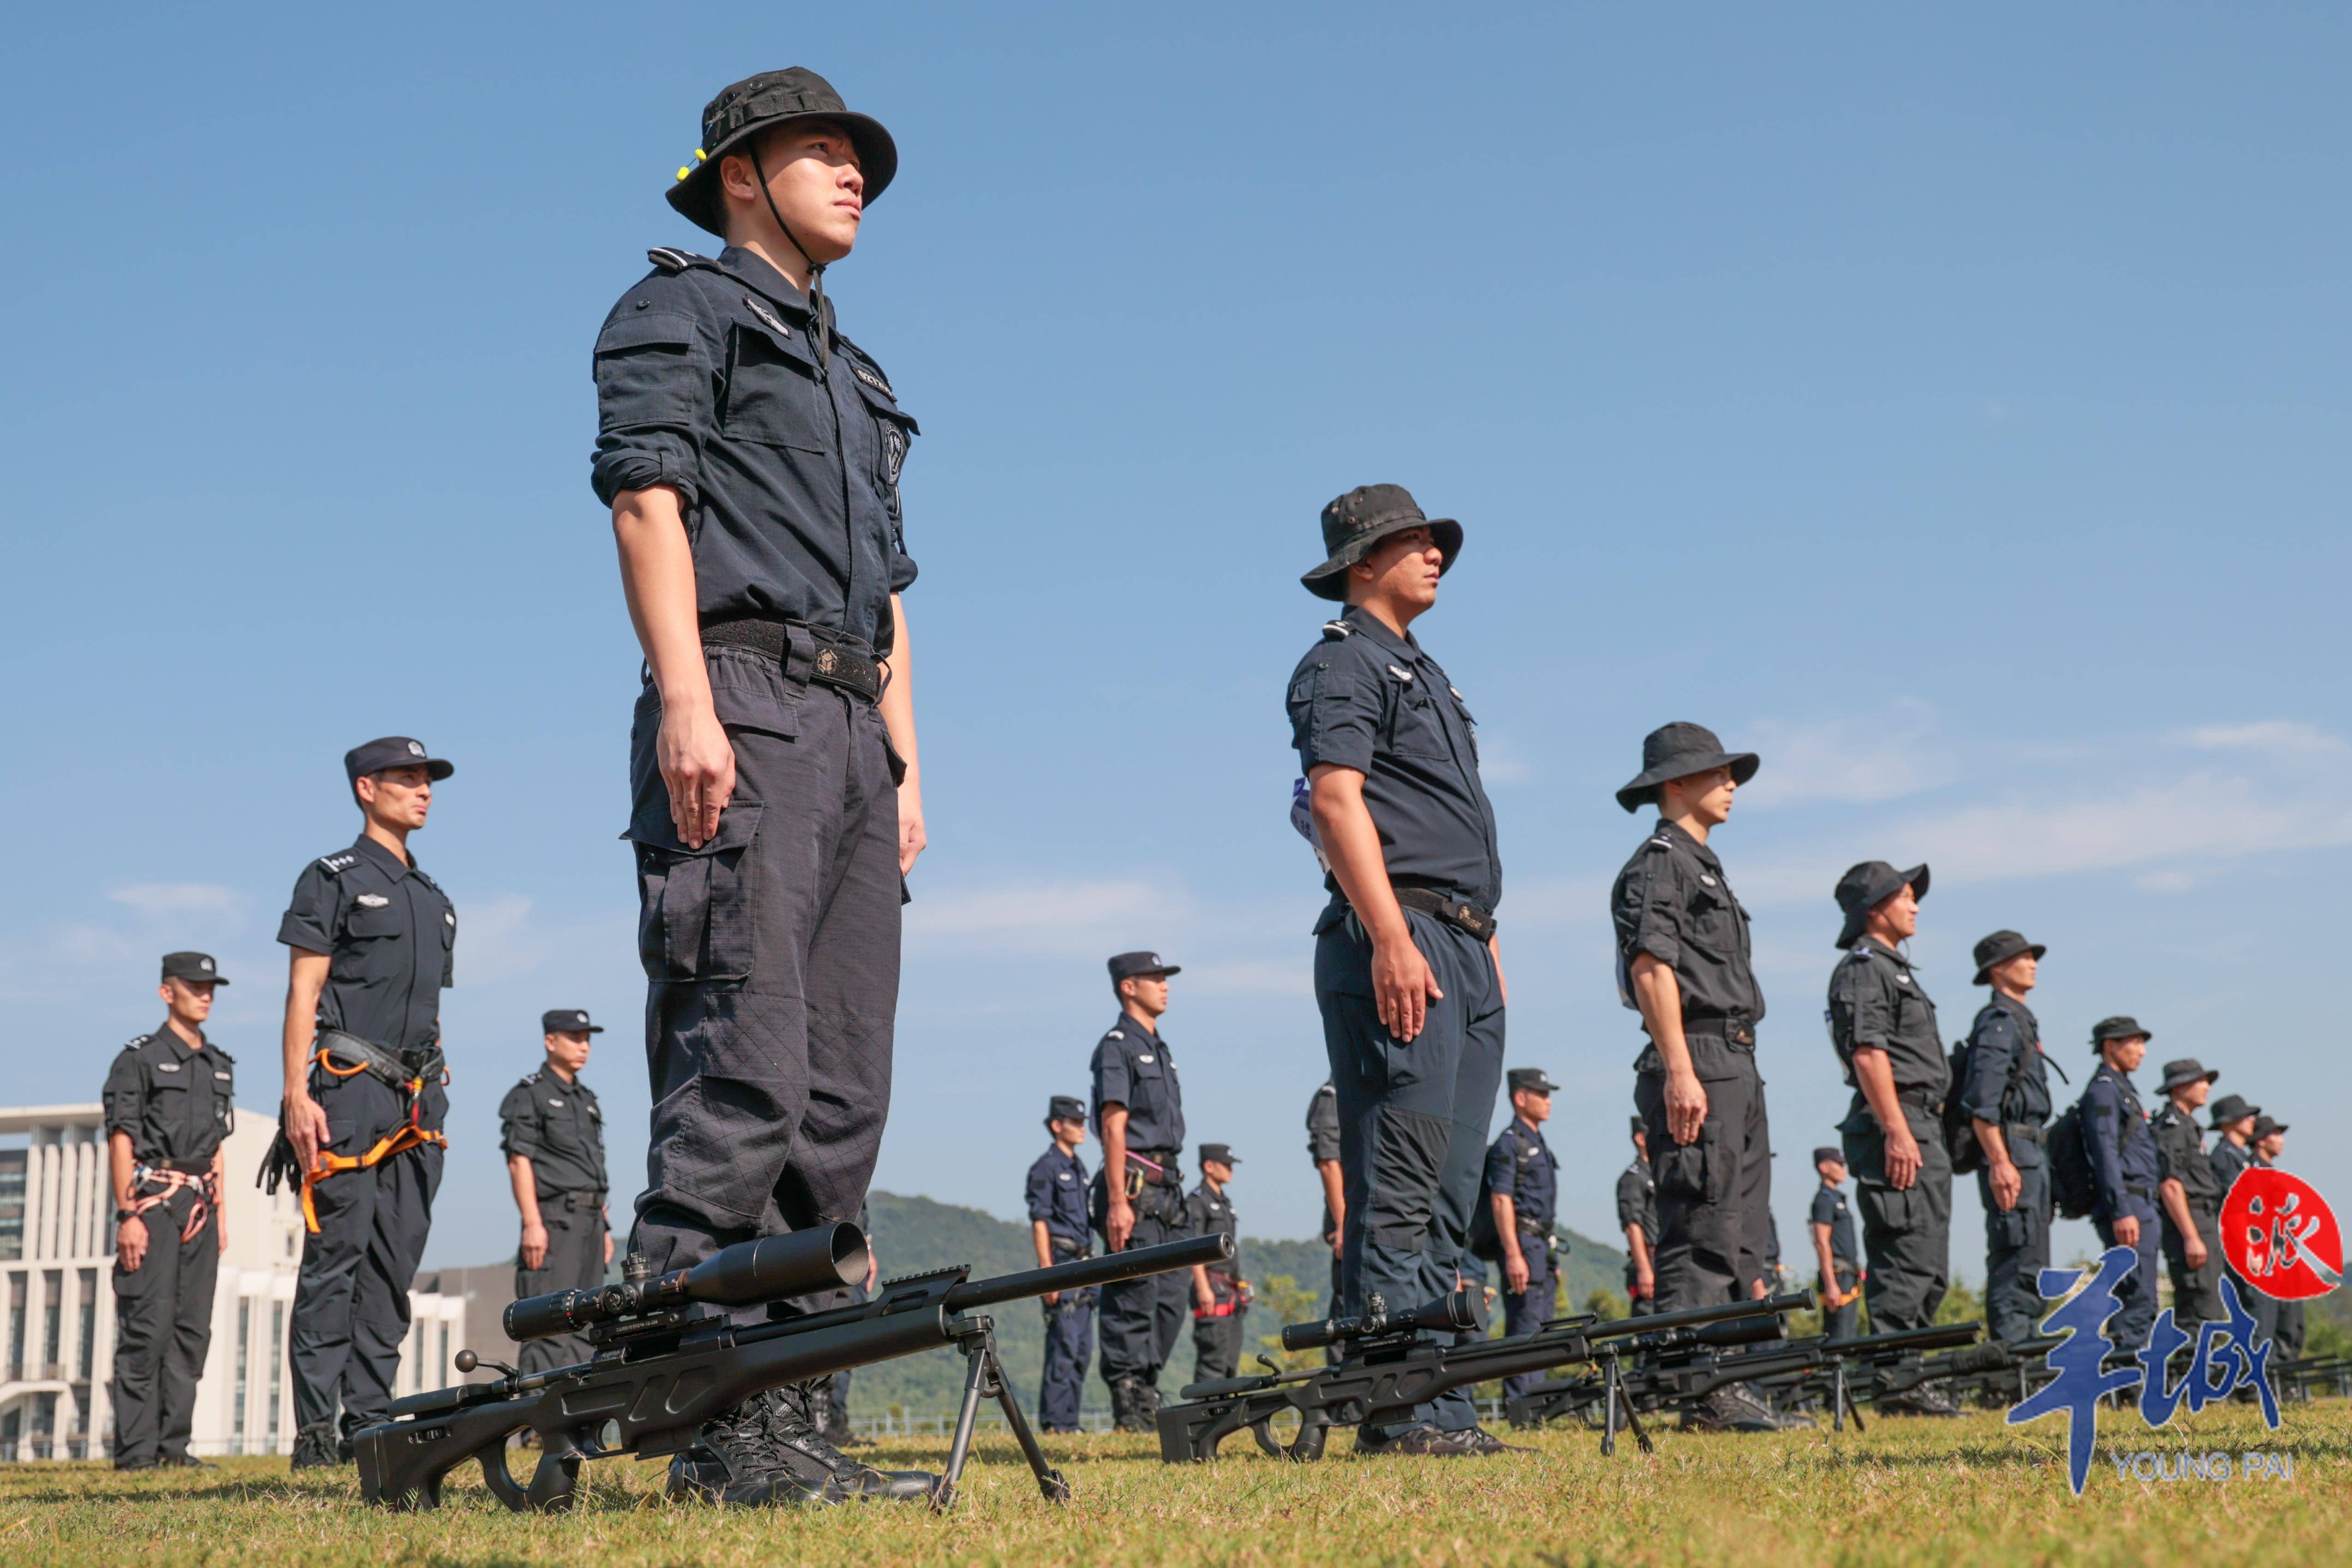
[749,139,831,371]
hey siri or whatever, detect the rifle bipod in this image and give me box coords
[1829,1357,1865,1433]
[1598,1351,1654,1457]
[934,1316,1071,1510]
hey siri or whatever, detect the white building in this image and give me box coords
[0,1104,470,1461]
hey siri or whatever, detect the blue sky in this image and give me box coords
[5,3,2348,1279]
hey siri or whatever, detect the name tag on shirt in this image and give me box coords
[1138,1055,1155,1064]
[356,894,390,908]
[157,1063,181,1073]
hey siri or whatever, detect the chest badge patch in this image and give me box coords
[1700,874,1717,887]
[1387,665,1415,683]
[356,893,390,908]
[1057,1171,1073,1182]
[743,295,792,338]
[156,1062,181,1073]
[1138,1054,1155,1065]
[1896,974,1912,986]
[548,1098,563,1107]
[445,912,456,926]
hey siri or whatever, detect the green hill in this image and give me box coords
[852,1192,1628,1419]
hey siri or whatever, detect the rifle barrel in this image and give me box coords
[1588,1289,1814,1343]
[945,1233,1231,1312]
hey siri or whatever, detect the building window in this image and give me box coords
[0,1407,18,1463]
[267,1303,285,1453]
[77,1270,96,1383]
[31,1392,54,1461]
[40,1272,61,1381]
[5,1273,22,1382]
[67,1387,88,1461]
[437,1322,450,1390]
[0,1150,23,1261]
[232,1300,251,1456]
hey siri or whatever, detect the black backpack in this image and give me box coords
[2048,1098,2099,1220]
[1942,1040,1985,1176]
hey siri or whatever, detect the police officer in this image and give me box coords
[1808,1149,1862,1340]
[2205,1093,2264,1338]
[2150,1057,2224,1335]
[103,953,235,1470]
[1289,485,1511,1457]
[500,1010,613,1377]
[1306,1081,1343,1318]
[1186,1144,1250,1381]
[1486,1069,1560,1401]
[1091,951,1190,1431]
[272,737,456,1468]
[1026,1097,1093,1434]
[595,68,932,1506]
[1826,862,1954,1357]
[1956,929,2060,1347]
[2252,1118,2304,1359]
[1616,1117,1658,1317]
[2081,1016,2161,1352]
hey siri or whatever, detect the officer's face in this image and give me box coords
[158,977,215,1024]
[1872,884,1920,941]
[1203,1159,1234,1185]
[1661,766,1737,826]
[1051,1116,1087,1146]
[1513,1089,1552,1125]
[1817,1158,1847,1184]
[1988,951,2037,993]
[2260,1132,2285,1159]
[2224,1115,2257,1142]
[1348,527,1444,611]
[2105,1035,2148,1072]
[356,765,433,829]
[721,121,866,263]
[544,1031,593,1074]
[2176,1077,2211,1110]
[1120,973,1171,1016]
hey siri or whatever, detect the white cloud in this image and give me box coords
[907,879,1176,957]
[1180,959,1311,997]
[2185,721,2348,758]
[2136,870,2197,894]
[108,883,244,916]
[1744,701,1954,806]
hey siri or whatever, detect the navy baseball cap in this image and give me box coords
[1047,1095,1086,1125]
[1198,1143,1241,1167]
[1108,951,1181,982]
[345,736,454,787]
[1506,1068,1558,1095]
[542,1009,604,1035]
[1813,1146,1844,1166]
[161,952,227,986]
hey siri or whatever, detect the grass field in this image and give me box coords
[10,1403,2342,1566]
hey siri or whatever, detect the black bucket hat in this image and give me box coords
[1616,723,1760,813]
[2090,1015,2150,1051]
[1300,484,1461,601]
[1833,861,1929,948]
[2209,1094,2260,1129]
[2158,1057,2217,1093]
[1971,930,2046,986]
[667,68,898,238]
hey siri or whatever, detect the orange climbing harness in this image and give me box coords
[293,1036,449,1234]
[128,1163,220,1242]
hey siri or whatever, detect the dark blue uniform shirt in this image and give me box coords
[1809,1182,1857,1267]
[1286,604,1501,923]
[2084,1063,2159,1222]
[1826,939,1949,1098]
[101,1025,234,1165]
[1610,818,1766,1037]
[498,1071,609,1197]
[1484,1117,1558,1234]
[1957,992,2053,1128]
[589,245,918,655]
[2210,1136,2256,1194]
[276,835,455,1055]
[1090,1015,1186,1154]
[1615,1158,1657,1246]
[2151,1102,2223,1210]
[1307,1081,1342,1241]
[1026,1145,1091,1252]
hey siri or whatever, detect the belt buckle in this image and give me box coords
[815,647,839,677]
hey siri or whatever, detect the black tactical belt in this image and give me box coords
[702,617,883,702]
[2005,1121,2044,1144]
[1899,1089,1946,1116]
[1392,887,1497,942]
[319,1030,436,1089]
[159,1158,211,1176]
[546,1191,605,1211]
[1682,1015,1758,1048]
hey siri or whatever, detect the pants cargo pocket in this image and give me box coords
[628,804,763,983]
[1654,1126,1725,1205]
[1366,1106,1451,1250]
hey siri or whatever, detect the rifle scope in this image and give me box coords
[1280,1287,1484,1353]
[505,1222,869,1342]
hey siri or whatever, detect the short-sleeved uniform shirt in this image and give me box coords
[1615,1157,1657,1247]
[102,1024,234,1166]
[276,835,455,1055]
[2083,1065,2159,1222]
[1484,1118,1558,1234]
[1090,1015,1185,1154]
[1825,938,1949,1102]
[1306,1081,1342,1241]
[1026,1145,1091,1252]
[1956,992,2052,1128]
[2152,1103,2223,1213]
[1809,1183,1858,1268]
[1285,604,1501,925]
[589,245,917,653]
[1609,819,1766,1065]
[497,1071,608,1198]
[1186,1182,1241,1278]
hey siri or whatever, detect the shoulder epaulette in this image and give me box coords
[119,1033,152,1052]
[1321,620,1354,640]
[318,851,360,875]
[1645,835,1672,851]
[1107,1028,1125,1041]
[522,1071,541,1086]
[647,246,711,274]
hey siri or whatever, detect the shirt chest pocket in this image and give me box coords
[1128,1054,1170,1113]
[345,899,406,942]
[850,376,919,512]
[1688,883,1736,946]
[1385,677,1450,760]
[724,320,827,453]
[211,1067,235,1126]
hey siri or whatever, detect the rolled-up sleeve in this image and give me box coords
[1025,1161,1055,1225]
[102,1054,143,1139]
[1485,1138,1519,1198]
[1841,967,1897,1055]
[1289,654,1381,774]
[499,1084,545,1162]
[2086,1080,2126,1219]
[1616,1169,1645,1231]
[1618,853,1684,971]
[590,312,708,510]
[1958,1015,2019,1124]
[1306,1091,1340,1163]
[1092,1048,1131,1116]
[276,865,335,953]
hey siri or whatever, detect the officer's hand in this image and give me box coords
[1106,1195,1134,1252]
[660,701,737,849]
[1372,928,1443,1042]
[520,1219,549,1270]
[117,1217,147,1272]
[287,1091,332,1172]
[1044,1289,1061,1306]
[1988,1158,2022,1211]
[2185,1233,2208,1269]
[1634,1266,1654,1300]
[2113,1214,2140,1248]
[1665,1069,1709,1147]
[216,1218,229,1256]
[1504,1252,1530,1294]
[1330,1233,1344,1261]
[1195,1280,1216,1314]
[604,1230,615,1266]
[1884,1127,1922,1190]
[897,780,926,876]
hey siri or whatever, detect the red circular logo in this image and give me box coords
[2220,1169,2344,1301]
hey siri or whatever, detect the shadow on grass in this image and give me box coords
[0,1475,357,1507]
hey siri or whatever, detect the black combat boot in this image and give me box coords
[1876,1384,1963,1418]
[289,1426,342,1471]
[763,1381,936,1502]
[667,1390,829,1507]
[1680,1382,1792,1433]
[1108,1377,1150,1433]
